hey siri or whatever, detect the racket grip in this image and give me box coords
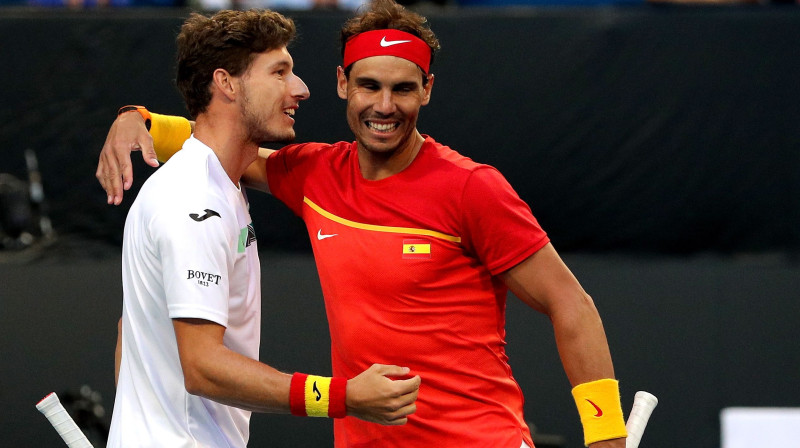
[625,391,658,448]
[36,392,94,448]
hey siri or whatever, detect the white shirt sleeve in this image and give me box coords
[152,196,236,328]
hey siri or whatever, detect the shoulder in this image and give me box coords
[274,141,353,159]
[422,136,495,177]
[268,141,356,174]
[138,147,233,218]
[154,142,215,182]
[418,137,519,204]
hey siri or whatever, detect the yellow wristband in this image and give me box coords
[304,375,332,417]
[149,112,192,163]
[290,373,347,418]
[572,379,627,446]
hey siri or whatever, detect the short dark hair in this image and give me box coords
[340,0,440,84]
[176,9,296,118]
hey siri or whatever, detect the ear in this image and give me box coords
[212,68,237,102]
[336,66,348,100]
[421,73,434,106]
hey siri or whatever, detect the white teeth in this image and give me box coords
[284,109,295,116]
[368,122,397,132]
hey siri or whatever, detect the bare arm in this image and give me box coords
[97,111,271,203]
[240,147,274,193]
[173,318,420,424]
[500,243,624,448]
[115,317,122,388]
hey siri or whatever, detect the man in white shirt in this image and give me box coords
[109,9,420,447]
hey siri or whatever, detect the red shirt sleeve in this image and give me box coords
[266,143,319,217]
[460,166,549,275]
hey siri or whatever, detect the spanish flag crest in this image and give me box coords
[402,239,431,259]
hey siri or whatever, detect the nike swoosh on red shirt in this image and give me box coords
[317,229,338,240]
[586,399,603,417]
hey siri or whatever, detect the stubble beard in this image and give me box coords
[240,89,294,144]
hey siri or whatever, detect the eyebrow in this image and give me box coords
[268,60,292,71]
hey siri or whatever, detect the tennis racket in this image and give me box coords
[36,392,93,448]
[625,391,658,448]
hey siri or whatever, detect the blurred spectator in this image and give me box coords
[193,0,365,10]
[457,0,639,5]
[394,0,450,7]
[646,0,759,4]
[27,0,131,6]
[26,0,184,7]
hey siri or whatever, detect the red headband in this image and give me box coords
[343,29,431,75]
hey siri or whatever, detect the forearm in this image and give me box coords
[241,152,271,193]
[181,341,293,413]
[173,319,418,423]
[115,317,122,388]
[502,244,616,383]
[550,294,616,386]
[175,318,291,413]
[502,245,626,446]
[552,297,627,447]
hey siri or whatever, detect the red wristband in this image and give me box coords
[289,372,308,416]
[328,377,347,418]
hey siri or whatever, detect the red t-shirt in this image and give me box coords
[267,136,549,448]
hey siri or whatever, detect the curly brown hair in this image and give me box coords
[176,9,296,118]
[340,0,440,81]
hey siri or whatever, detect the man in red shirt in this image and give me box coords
[97,1,627,446]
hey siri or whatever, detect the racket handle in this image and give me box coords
[36,392,94,448]
[625,391,658,448]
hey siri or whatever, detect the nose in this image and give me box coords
[290,73,310,101]
[373,89,396,115]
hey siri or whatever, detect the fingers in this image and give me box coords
[370,363,411,378]
[393,374,422,393]
[97,145,124,205]
[139,138,160,168]
[367,364,421,396]
[374,388,419,425]
[95,158,108,203]
[346,364,421,425]
[118,133,155,194]
[119,143,136,192]
[369,364,421,394]
[392,376,421,410]
[96,112,155,205]
[379,400,418,426]
[356,390,418,426]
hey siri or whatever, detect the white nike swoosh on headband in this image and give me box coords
[380,36,412,47]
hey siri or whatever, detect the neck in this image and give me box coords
[194,113,259,186]
[358,131,425,181]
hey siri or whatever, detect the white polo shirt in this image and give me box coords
[109,136,261,447]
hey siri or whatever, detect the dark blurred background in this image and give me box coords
[1,5,799,448]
